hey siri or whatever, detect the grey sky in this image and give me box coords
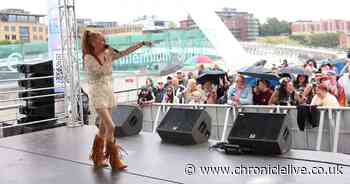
[2,0,349,24]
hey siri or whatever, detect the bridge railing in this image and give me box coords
[140,103,350,155]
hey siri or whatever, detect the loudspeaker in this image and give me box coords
[156,108,211,145]
[18,89,54,98]
[17,60,53,75]
[96,105,143,137]
[18,78,54,88]
[228,112,291,155]
[19,103,55,117]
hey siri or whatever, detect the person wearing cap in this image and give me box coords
[320,72,347,106]
[310,83,339,107]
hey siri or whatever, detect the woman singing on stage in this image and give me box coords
[81,30,152,170]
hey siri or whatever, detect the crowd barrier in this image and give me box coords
[140,103,350,154]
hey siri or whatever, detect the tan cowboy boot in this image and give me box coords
[90,134,108,167]
[106,140,127,170]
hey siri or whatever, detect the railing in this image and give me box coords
[0,74,66,138]
[139,103,350,155]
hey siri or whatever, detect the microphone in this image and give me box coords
[105,44,120,53]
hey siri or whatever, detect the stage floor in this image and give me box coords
[0,126,350,184]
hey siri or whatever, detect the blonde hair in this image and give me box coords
[81,30,103,65]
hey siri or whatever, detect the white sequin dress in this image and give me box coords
[84,48,117,109]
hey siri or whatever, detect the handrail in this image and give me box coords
[151,103,350,111]
[0,75,54,83]
[113,88,140,94]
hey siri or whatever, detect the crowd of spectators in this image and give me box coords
[137,59,350,108]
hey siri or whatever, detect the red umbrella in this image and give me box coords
[195,55,213,64]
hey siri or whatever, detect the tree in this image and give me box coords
[260,17,290,36]
[168,21,178,29]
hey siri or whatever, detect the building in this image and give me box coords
[0,9,47,42]
[290,20,350,34]
[179,8,259,41]
[133,15,172,31]
[77,18,142,36]
[79,24,143,36]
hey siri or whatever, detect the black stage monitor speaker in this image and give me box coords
[96,105,143,137]
[17,60,53,75]
[228,112,291,155]
[156,108,211,145]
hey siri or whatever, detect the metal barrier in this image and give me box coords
[0,74,67,138]
[140,103,350,154]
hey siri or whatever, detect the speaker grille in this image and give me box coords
[229,113,286,140]
[157,108,203,132]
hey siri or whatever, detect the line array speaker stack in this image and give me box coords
[17,60,56,132]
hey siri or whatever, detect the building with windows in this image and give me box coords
[78,18,142,36]
[0,9,47,42]
[179,8,259,41]
[133,15,172,31]
[290,20,350,34]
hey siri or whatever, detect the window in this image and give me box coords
[11,35,16,40]
[39,35,43,40]
[33,26,37,32]
[11,26,16,32]
[8,15,16,22]
[5,35,10,40]
[19,26,30,41]
[4,26,9,32]
[33,35,37,40]
[39,27,43,32]
[29,16,36,22]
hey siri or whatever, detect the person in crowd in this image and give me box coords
[145,78,157,98]
[164,76,173,90]
[172,78,186,103]
[197,64,205,76]
[227,75,253,106]
[310,83,340,107]
[154,81,165,103]
[319,63,333,75]
[293,74,309,92]
[202,80,217,104]
[176,71,187,86]
[184,79,201,103]
[188,90,205,104]
[187,71,194,80]
[162,86,175,103]
[137,86,154,106]
[338,64,350,105]
[280,59,288,69]
[304,59,318,73]
[212,64,223,71]
[269,77,302,106]
[216,75,230,101]
[319,73,347,106]
[253,79,273,105]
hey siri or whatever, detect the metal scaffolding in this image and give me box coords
[58,0,83,127]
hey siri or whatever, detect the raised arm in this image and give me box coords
[111,41,152,61]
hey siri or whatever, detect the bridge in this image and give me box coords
[0,29,341,73]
